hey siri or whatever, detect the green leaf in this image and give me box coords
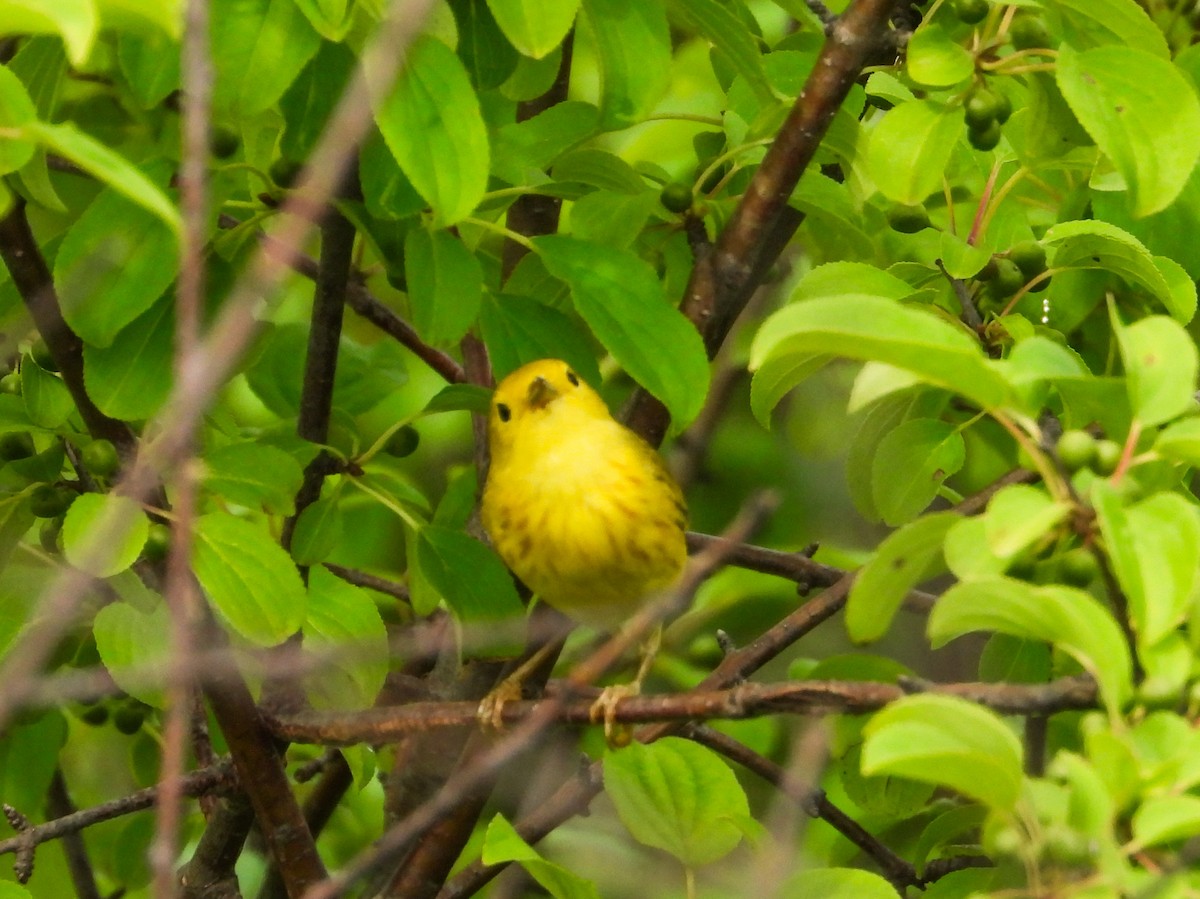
[603,737,753,867]
[203,443,305,515]
[846,511,955,643]
[486,0,579,58]
[280,40,356,162]
[292,0,352,39]
[1155,417,1200,466]
[0,65,37,174]
[1044,0,1169,57]
[53,181,178,348]
[861,694,1024,811]
[551,148,646,195]
[0,883,33,899]
[21,358,73,428]
[668,0,773,103]
[93,601,169,708]
[193,512,307,645]
[871,419,964,526]
[906,24,973,88]
[118,29,181,109]
[867,100,962,204]
[536,235,709,429]
[0,0,97,65]
[210,0,321,119]
[1113,312,1198,427]
[302,567,387,710]
[25,121,180,233]
[981,484,1070,560]
[0,493,33,577]
[421,383,494,416]
[404,228,483,347]
[1094,483,1200,646]
[778,869,896,899]
[480,294,602,388]
[929,577,1132,715]
[292,497,343,566]
[450,0,519,90]
[582,0,670,128]
[246,324,408,417]
[416,524,524,657]
[62,494,150,578]
[481,815,602,899]
[0,712,66,825]
[83,298,174,420]
[1133,795,1200,848]
[1056,46,1200,217]
[375,35,489,226]
[751,296,1009,414]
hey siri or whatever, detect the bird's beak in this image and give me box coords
[526,376,558,410]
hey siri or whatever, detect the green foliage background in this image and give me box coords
[0,0,1198,897]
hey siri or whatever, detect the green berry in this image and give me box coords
[991,257,1025,296]
[659,182,694,214]
[1055,429,1096,471]
[210,127,241,159]
[143,522,171,563]
[1093,439,1122,475]
[968,118,1003,151]
[886,203,931,233]
[964,89,999,129]
[993,91,1013,124]
[113,700,148,735]
[383,425,420,458]
[1008,240,1047,279]
[39,517,62,554]
[954,0,990,24]
[1059,547,1099,587]
[269,158,303,189]
[77,703,109,726]
[81,439,120,477]
[1010,14,1050,50]
[29,484,71,518]
[0,372,20,395]
[0,431,34,461]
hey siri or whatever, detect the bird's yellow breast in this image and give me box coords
[481,360,687,630]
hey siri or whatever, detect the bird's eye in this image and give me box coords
[496,403,511,422]
[566,370,580,387]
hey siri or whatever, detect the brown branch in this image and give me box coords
[0,199,137,452]
[280,175,358,554]
[198,611,326,895]
[685,726,920,890]
[268,675,1098,744]
[258,754,354,899]
[45,770,101,899]
[0,762,233,861]
[218,214,466,385]
[625,0,901,446]
[179,793,254,898]
[323,563,411,604]
[501,32,574,280]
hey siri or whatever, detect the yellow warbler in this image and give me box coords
[481,359,688,631]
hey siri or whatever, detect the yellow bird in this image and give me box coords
[480,359,688,728]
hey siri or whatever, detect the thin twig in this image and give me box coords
[0,762,234,860]
[45,770,101,899]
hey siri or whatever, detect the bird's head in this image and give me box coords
[487,359,611,458]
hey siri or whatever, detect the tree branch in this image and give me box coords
[626,0,901,445]
[0,199,137,452]
[268,675,1098,744]
[0,762,233,862]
